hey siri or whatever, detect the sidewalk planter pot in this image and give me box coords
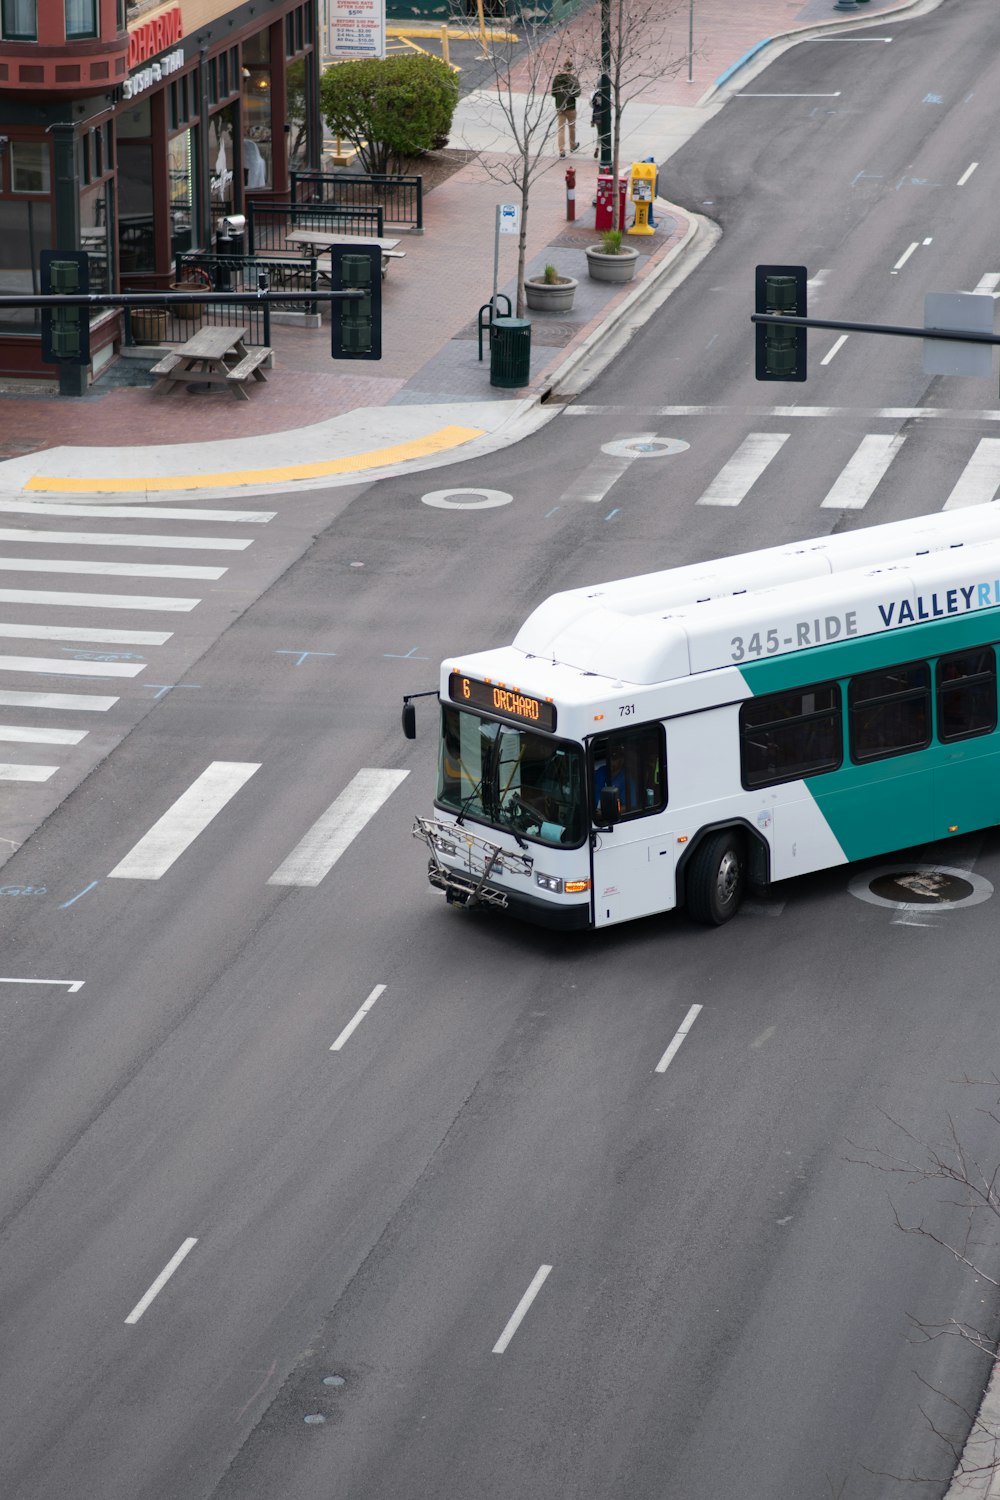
[131,308,168,344]
[171,282,204,321]
[524,272,577,313]
[585,243,639,284]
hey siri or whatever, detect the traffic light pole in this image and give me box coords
[752,311,1000,349]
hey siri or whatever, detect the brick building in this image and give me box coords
[0,0,321,382]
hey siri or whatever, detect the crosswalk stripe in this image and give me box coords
[0,655,144,678]
[697,433,789,506]
[0,559,225,580]
[820,434,906,509]
[943,438,1000,509]
[0,528,252,551]
[0,623,171,645]
[0,589,198,611]
[0,764,57,782]
[267,769,410,887]
[107,761,261,879]
[0,501,274,521]
[0,690,117,710]
[0,725,87,745]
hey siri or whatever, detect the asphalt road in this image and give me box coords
[4,3,1000,1497]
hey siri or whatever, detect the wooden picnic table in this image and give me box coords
[283,230,406,278]
[149,325,271,401]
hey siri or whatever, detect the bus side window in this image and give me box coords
[591,723,666,821]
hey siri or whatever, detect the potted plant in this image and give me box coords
[585,228,639,284]
[524,262,578,313]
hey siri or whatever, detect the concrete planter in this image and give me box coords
[585,244,639,283]
[524,275,578,313]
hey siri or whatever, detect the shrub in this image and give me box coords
[600,228,624,254]
[543,263,559,284]
[319,54,459,176]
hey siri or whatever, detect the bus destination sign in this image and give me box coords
[449,672,557,732]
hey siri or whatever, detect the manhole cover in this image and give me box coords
[600,437,689,460]
[849,864,993,911]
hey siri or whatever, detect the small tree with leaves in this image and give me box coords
[319,54,459,176]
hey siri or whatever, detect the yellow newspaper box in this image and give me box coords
[628,161,657,236]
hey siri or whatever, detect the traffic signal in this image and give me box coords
[40,250,90,366]
[330,245,381,361]
[755,264,806,381]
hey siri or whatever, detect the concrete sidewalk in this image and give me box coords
[0,0,924,498]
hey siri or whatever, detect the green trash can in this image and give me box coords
[490,316,532,388]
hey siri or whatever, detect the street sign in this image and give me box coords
[498,203,520,235]
[923,293,993,377]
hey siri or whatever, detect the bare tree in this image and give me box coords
[575,0,687,232]
[847,1087,1000,1488]
[462,22,565,318]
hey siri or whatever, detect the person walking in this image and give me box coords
[552,58,581,158]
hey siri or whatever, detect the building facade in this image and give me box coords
[0,0,320,380]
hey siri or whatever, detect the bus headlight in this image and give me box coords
[535,872,563,893]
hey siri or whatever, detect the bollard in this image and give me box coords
[565,166,576,222]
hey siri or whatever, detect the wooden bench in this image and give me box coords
[148,351,183,377]
[225,347,271,386]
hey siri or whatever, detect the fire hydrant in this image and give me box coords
[565,165,576,222]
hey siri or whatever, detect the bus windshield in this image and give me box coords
[437,705,586,848]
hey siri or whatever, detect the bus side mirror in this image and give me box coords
[599,787,620,827]
[401,700,416,740]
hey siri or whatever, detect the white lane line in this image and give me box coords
[0,588,198,612]
[267,769,410,887]
[492,1265,552,1354]
[943,439,1000,509]
[124,1237,198,1325]
[820,334,848,366]
[892,242,919,272]
[557,433,657,505]
[0,725,87,745]
[0,655,144,678]
[567,405,1000,420]
[0,689,117,710]
[0,528,251,551]
[820,434,905,510]
[697,433,789,507]
[0,623,171,645]
[0,763,57,781]
[0,976,84,991]
[0,501,274,521]
[108,761,260,879]
[971,272,1000,298]
[736,92,841,98]
[0,559,225,580]
[957,162,979,187]
[655,1003,703,1074]
[330,984,387,1051]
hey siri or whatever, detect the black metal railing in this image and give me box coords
[290,171,423,232]
[176,253,320,316]
[123,281,271,348]
[246,201,384,255]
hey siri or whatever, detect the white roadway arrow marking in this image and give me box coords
[0,977,84,993]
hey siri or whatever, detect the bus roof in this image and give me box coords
[503,508,1000,687]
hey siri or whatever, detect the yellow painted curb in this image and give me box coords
[24,424,486,494]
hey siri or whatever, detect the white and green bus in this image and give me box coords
[406,507,1000,930]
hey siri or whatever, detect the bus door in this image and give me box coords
[589,725,672,927]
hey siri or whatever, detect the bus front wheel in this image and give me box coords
[686,830,745,926]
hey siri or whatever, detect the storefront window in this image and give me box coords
[80,180,112,294]
[117,99,153,273]
[0,199,51,333]
[1,0,36,41]
[208,105,237,232]
[241,30,272,190]
[168,129,197,257]
[286,58,308,173]
[11,142,50,195]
